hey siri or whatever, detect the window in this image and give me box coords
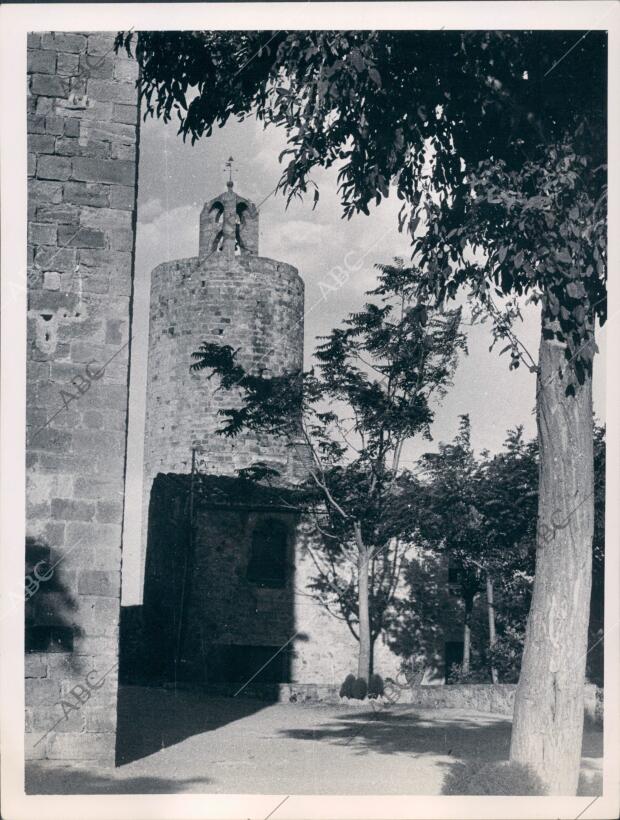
[247,519,288,588]
[209,200,225,252]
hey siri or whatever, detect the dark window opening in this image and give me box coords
[247,519,288,588]
[235,202,249,253]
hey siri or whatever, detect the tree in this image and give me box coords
[118,30,606,792]
[393,422,602,688]
[386,550,449,682]
[476,427,538,683]
[191,260,465,682]
[587,423,606,687]
[390,425,537,685]
[412,415,486,677]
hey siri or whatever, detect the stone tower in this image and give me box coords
[140,181,306,587]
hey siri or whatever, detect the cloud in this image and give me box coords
[139,197,165,224]
[136,203,200,275]
[271,220,332,248]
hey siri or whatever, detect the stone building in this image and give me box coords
[134,182,402,688]
[25,31,139,766]
[139,180,308,590]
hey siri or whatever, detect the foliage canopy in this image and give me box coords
[117,29,607,390]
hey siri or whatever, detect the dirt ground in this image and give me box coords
[26,686,603,795]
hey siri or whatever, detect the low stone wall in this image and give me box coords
[403,683,516,714]
[404,683,603,726]
[197,681,602,726]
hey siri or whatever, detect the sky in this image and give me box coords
[121,111,606,605]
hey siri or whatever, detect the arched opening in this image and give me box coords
[235,201,249,252]
[209,201,225,252]
[209,200,224,222]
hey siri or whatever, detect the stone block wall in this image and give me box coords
[26,31,139,765]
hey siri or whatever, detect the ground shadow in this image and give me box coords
[281,706,602,760]
[115,686,269,765]
[26,761,207,794]
[282,706,514,760]
[279,704,602,796]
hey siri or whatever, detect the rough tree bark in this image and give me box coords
[462,595,474,676]
[356,525,372,682]
[510,324,594,795]
[486,574,499,684]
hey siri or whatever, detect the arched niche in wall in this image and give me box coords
[210,200,225,252]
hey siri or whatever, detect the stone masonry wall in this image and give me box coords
[26,31,139,765]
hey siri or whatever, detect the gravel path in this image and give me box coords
[26,686,603,795]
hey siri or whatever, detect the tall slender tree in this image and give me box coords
[476,428,539,682]
[191,261,465,681]
[413,415,485,677]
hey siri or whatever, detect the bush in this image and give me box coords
[368,673,384,699]
[339,673,356,699]
[351,677,368,700]
[446,663,490,684]
[400,657,426,685]
[595,686,604,726]
[442,761,547,796]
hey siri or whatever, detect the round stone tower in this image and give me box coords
[140,181,306,579]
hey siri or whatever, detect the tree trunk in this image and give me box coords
[462,595,473,676]
[486,574,499,684]
[356,534,371,683]
[510,324,594,795]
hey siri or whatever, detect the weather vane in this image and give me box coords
[225,155,234,186]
